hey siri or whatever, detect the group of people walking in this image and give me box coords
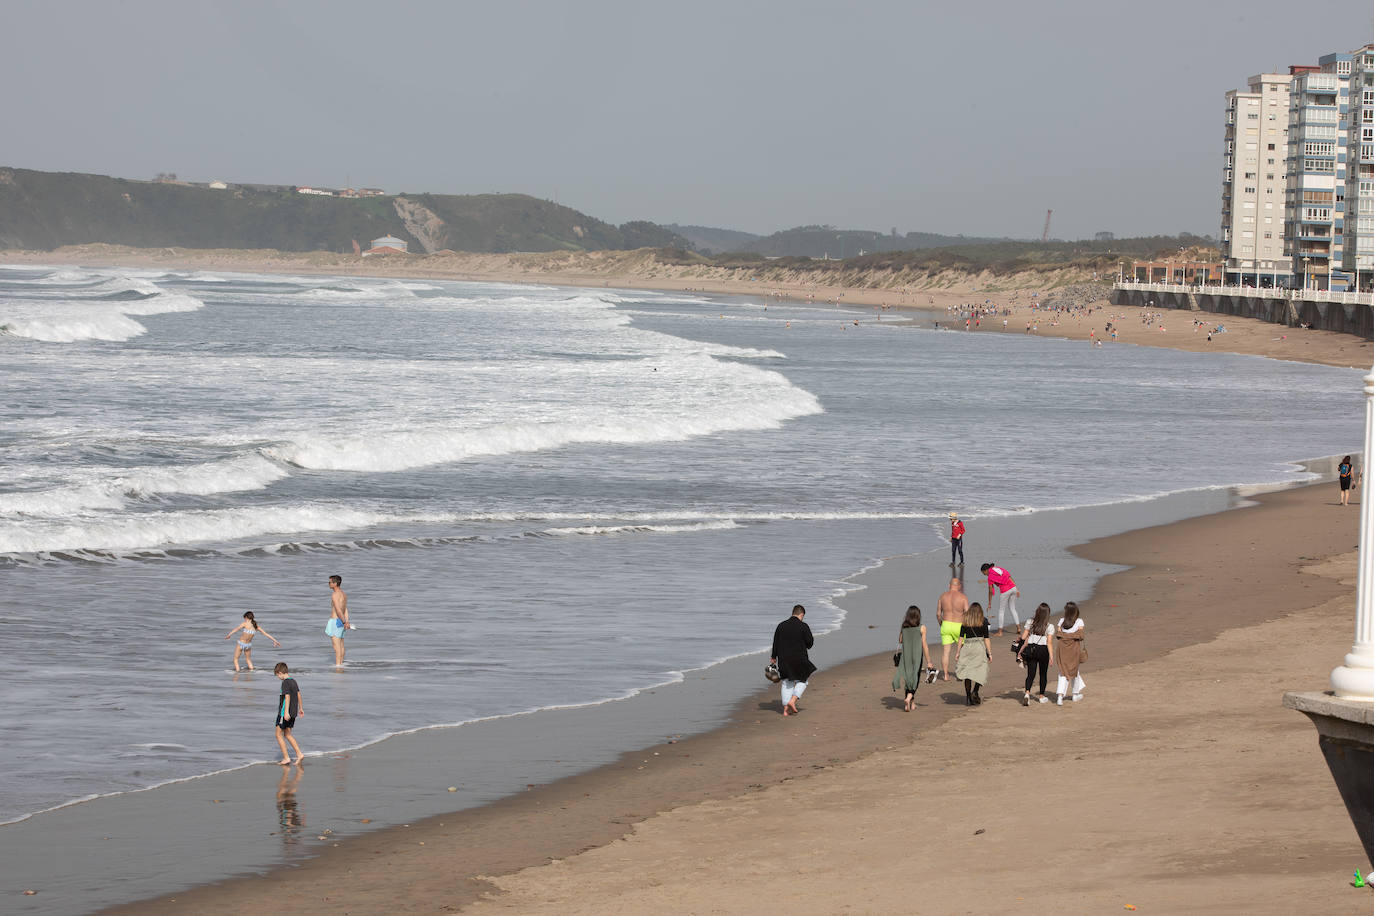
[767,524,1090,716]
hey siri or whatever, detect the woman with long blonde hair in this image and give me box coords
[954,602,991,706]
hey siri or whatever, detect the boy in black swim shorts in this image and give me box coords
[274,662,304,765]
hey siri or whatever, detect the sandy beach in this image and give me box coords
[84,480,1365,915]
[1,248,1367,913]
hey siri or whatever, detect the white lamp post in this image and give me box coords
[1332,365,1374,699]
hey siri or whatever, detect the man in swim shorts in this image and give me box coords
[326,574,351,666]
[980,562,1020,636]
[936,578,970,681]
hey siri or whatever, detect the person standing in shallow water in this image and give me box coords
[770,604,816,716]
[224,610,279,672]
[326,575,351,666]
[948,512,965,567]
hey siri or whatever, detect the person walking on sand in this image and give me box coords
[948,512,965,567]
[274,662,304,765]
[954,602,992,706]
[937,578,970,681]
[770,604,816,716]
[326,574,352,666]
[980,562,1021,636]
[224,611,280,672]
[893,605,932,712]
[1339,455,1360,507]
[1054,601,1087,705]
[1016,603,1055,706]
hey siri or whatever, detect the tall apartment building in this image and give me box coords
[1285,54,1350,291]
[1221,73,1291,287]
[1345,44,1374,293]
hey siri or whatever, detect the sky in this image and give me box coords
[2,0,1372,240]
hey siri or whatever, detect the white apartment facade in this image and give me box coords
[1285,55,1350,291]
[1345,44,1374,292]
[1221,73,1291,287]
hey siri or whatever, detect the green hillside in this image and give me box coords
[662,224,764,255]
[0,167,689,253]
[655,234,1216,275]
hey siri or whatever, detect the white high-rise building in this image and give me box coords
[1221,73,1291,286]
[1286,54,1350,291]
[1344,43,1374,293]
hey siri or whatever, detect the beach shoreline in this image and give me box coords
[0,252,1365,913]
[50,475,1356,916]
[3,244,1373,369]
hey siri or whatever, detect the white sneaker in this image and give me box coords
[1071,693,1083,702]
[1037,695,1049,704]
[1056,695,1063,706]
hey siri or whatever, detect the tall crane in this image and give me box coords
[1041,209,1053,243]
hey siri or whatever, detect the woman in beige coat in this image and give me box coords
[1054,601,1086,706]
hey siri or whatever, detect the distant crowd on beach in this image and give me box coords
[766,512,1089,717]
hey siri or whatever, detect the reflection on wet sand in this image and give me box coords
[275,767,304,849]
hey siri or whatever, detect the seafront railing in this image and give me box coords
[1116,280,1374,307]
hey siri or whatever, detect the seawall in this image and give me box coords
[1113,283,1374,338]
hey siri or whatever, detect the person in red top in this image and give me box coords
[948,512,965,567]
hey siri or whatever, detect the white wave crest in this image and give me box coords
[542,520,742,537]
[0,455,289,517]
[266,357,822,473]
[0,277,205,342]
[0,503,389,555]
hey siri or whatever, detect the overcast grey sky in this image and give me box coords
[3,0,1371,239]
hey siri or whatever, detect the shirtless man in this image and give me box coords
[936,578,970,681]
[326,574,351,666]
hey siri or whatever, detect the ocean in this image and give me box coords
[0,264,1363,829]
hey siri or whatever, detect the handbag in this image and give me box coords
[1080,641,1088,662]
[892,651,902,667]
[764,662,781,683]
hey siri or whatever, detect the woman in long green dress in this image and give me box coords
[893,605,931,712]
[954,602,992,705]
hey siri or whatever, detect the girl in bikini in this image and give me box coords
[225,611,280,671]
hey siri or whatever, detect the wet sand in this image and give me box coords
[1,247,1365,912]
[79,481,1364,915]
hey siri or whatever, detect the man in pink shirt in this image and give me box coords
[979,562,1020,636]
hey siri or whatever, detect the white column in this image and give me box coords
[1333,365,1374,699]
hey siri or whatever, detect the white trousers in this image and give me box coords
[996,587,1020,630]
[1056,673,1086,697]
[781,679,808,705]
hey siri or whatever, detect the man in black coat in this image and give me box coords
[770,604,816,716]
